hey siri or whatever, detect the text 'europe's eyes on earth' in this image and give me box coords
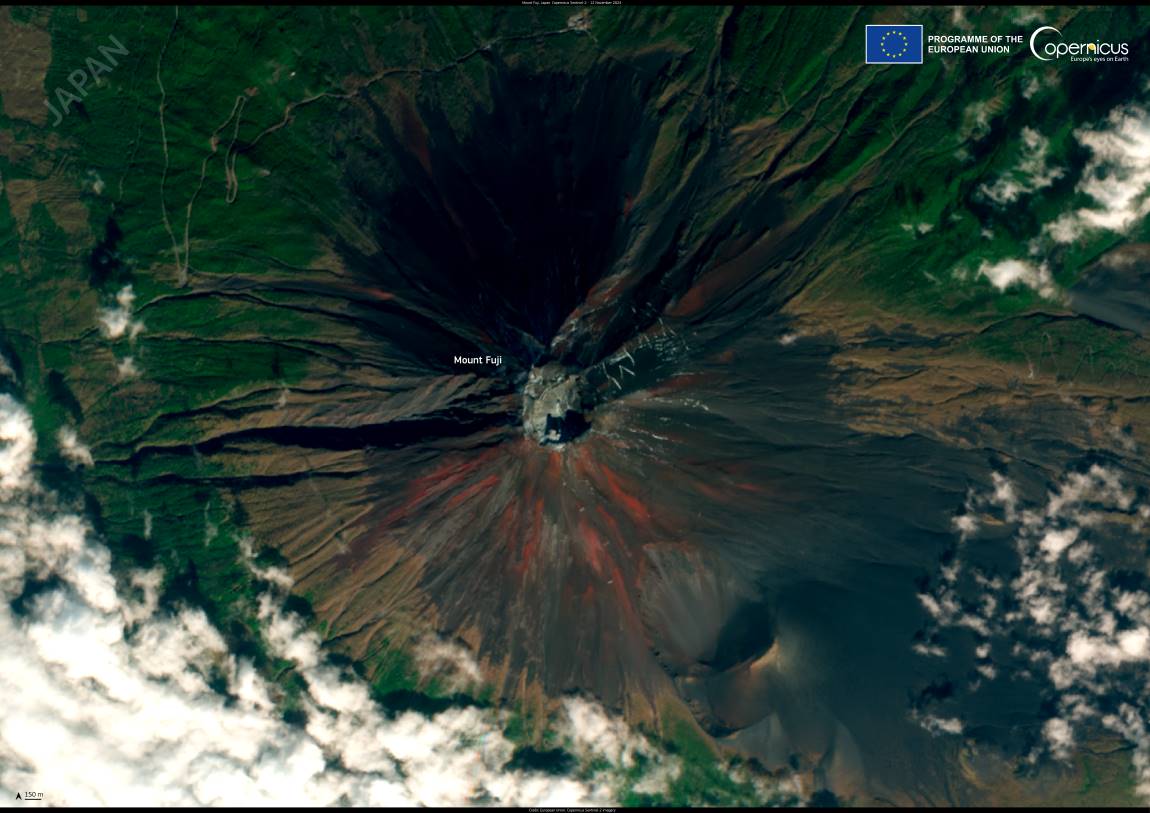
[3,4,1150,809]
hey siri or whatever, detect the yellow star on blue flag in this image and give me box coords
[865,25,924,64]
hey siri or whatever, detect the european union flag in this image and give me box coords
[865,24,924,64]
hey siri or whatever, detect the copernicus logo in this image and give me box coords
[865,24,924,64]
[1029,25,1130,62]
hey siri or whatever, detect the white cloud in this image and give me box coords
[116,356,141,381]
[1021,75,1041,100]
[915,464,1150,799]
[914,713,964,737]
[979,127,1064,205]
[97,285,144,341]
[1038,527,1078,561]
[57,427,94,468]
[1045,104,1150,244]
[84,170,106,197]
[953,513,978,538]
[238,535,293,591]
[962,101,994,142]
[977,259,1058,299]
[0,394,738,806]
[1013,8,1044,25]
[912,642,947,658]
[1046,464,1134,516]
[413,635,485,694]
[990,472,1018,520]
[1044,717,1075,759]
[0,394,35,493]
[561,695,655,767]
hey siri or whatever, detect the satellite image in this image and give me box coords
[1,4,1150,808]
